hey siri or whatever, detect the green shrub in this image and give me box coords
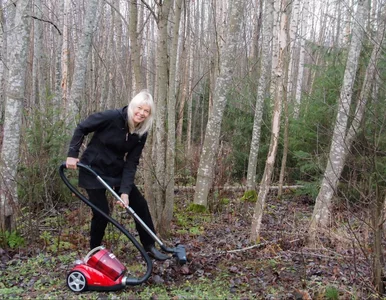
[187,203,207,213]
[241,190,257,203]
[0,230,25,249]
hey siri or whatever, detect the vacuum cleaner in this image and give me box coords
[59,162,187,292]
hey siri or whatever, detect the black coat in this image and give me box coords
[67,106,147,194]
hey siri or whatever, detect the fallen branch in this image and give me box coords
[174,185,304,193]
[197,242,269,257]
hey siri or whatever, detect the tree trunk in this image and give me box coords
[61,0,70,121]
[246,0,274,190]
[152,0,174,232]
[269,0,281,98]
[0,0,7,121]
[250,0,287,242]
[0,0,31,231]
[67,0,100,126]
[129,0,145,93]
[293,0,309,119]
[164,0,183,232]
[309,0,367,233]
[193,0,244,207]
[286,0,300,98]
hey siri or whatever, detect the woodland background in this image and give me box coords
[0,0,386,298]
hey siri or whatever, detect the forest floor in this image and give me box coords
[0,189,383,299]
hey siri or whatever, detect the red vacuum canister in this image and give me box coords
[85,247,127,281]
[67,246,129,292]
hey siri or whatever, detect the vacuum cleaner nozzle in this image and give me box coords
[174,244,187,265]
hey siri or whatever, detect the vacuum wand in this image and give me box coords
[69,162,187,265]
[98,173,187,265]
[101,179,164,246]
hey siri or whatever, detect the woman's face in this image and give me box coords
[132,103,151,125]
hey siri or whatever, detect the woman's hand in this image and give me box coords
[66,157,79,169]
[118,193,129,208]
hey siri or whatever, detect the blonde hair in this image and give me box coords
[127,90,155,136]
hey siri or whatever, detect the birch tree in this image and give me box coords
[61,0,70,118]
[250,0,287,242]
[293,0,310,119]
[0,0,31,230]
[66,0,100,126]
[309,0,367,233]
[193,0,244,207]
[0,0,6,120]
[246,0,274,190]
[286,0,300,97]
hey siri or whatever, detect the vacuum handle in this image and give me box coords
[84,246,105,263]
[61,163,165,246]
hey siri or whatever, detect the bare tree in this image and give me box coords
[130,0,145,93]
[250,0,288,242]
[66,0,100,126]
[309,0,367,233]
[246,0,274,190]
[193,0,244,207]
[152,0,174,232]
[0,0,7,120]
[293,0,310,119]
[286,0,300,98]
[164,0,183,228]
[0,0,31,230]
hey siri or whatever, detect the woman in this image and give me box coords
[66,90,169,261]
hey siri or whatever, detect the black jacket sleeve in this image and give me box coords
[67,110,116,158]
[119,133,147,195]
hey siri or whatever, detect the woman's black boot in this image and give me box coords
[145,245,170,261]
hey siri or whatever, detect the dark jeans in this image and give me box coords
[86,185,156,249]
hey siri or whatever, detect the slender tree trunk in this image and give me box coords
[246,0,274,190]
[61,0,70,121]
[286,0,300,98]
[67,0,100,126]
[278,76,289,197]
[176,2,189,146]
[0,0,31,230]
[52,0,64,122]
[0,0,7,121]
[32,0,44,109]
[269,0,281,98]
[129,0,145,93]
[164,0,183,231]
[293,0,309,118]
[250,0,288,242]
[194,0,244,207]
[152,0,174,232]
[309,0,367,233]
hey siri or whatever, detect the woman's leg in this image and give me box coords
[86,188,110,249]
[128,185,156,248]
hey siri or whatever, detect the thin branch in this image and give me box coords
[197,242,269,257]
[103,0,129,27]
[26,15,61,35]
[140,0,158,22]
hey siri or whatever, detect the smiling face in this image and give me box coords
[132,104,151,126]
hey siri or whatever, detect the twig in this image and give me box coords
[198,242,269,257]
[286,249,365,260]
[26,15,61,35]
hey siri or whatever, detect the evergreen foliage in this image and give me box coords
[18,105,73,213]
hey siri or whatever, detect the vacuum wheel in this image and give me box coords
[67,270,88,292]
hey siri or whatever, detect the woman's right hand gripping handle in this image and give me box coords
[66,157,79,170]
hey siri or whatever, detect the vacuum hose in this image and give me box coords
[59,162,153,286]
